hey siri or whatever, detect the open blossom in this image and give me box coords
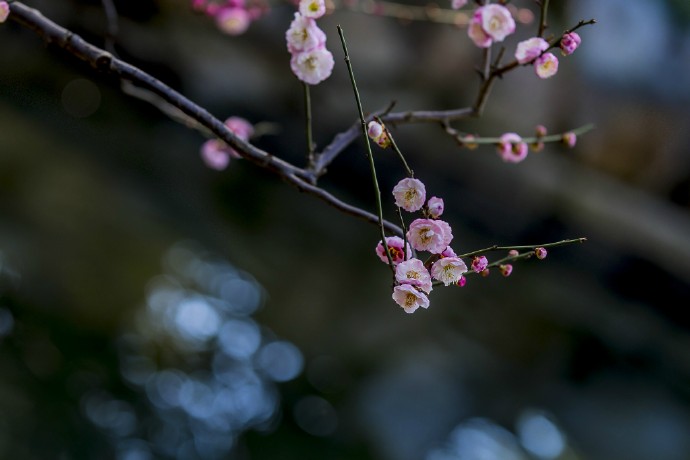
[375,236,412,265]
[299,0,326,19]
[286,13,326,53]
[393,178,426,212]
[0,2,8,23]
[480,4,515,41]
[515,37,549,64]
[407,218,453,254]
[497,132,528,163]
[431,257,468,286]
[560,32,581,56]
[427,196,444,218]
[392,284,430,314]
[290,47,334,85]
[451,0,468,9]
[471,255,488,273]
[395,258,433,294]
[535,52,558,79]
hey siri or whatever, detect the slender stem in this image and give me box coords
[448,123,595,145]
[396,207,410,262]
[337,25,395,275]
[538,0,550,37]
[375,116,414,177]
[303,82,315,168]
[457,237,586,259]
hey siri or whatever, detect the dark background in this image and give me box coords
[2,0,690,459]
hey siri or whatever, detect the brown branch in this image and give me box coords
[7,1,402,235]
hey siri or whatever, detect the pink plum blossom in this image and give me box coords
[427,196,444,218]
[431,257,468,286]
[471,255,488,273]
[375,236,412,265]
[515,37,549,64]
[560,32,581,56]
[467,10,492,48]
[286,13,326,53]
[407,218,453,254]
[535,52,559,78]
[500,264,513,277]
[299,0,326,19]
[392,284,430,314]
[535,247,548,259]
[480,4,515,42]
[497,132,528,163]
[395,258,433,294]
[215,7,251,35]
[290,47,334,85]
[451,0,468,10]
[0,2,8,23]
[392,178,426,212]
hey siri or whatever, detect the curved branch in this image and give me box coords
[6,1,403,234]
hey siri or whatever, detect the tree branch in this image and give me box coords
[7,1,402,235]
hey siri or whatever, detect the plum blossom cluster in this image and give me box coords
[376,176,559,313]
[285,0,334,85]
[377,177,470,313]
[200,116,254,170]
[191,0,269,36]
[514,31,582,79]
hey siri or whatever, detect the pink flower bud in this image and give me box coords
[508,249,519,257]
[427,196,444,218]
[497,132,528,163]
[560,32,581,56]
[499,264,513,277]
[367,121,391,148]
[457,275,467,287]
[562,132,577,148]
[535,247,548,259]
[535,125,547,137]
[451,0,468,10]
[471,255,488,273]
